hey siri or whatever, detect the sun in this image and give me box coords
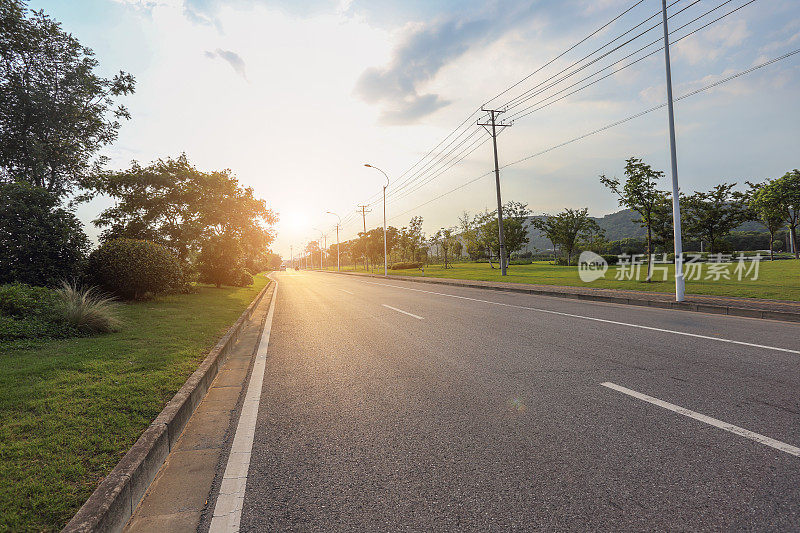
[281,209,310,232]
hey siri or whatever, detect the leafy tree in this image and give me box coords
[80,155,277,263]
[432,228,457,268]
[532,208,601,265]
[600,157,669,280]
[682,183,749,255]
[473,202,531,267]
[775,169,800,259]
[197,233,242,288]
[0,1,135,196]
[746,179,786,260]
[0,181,89,286]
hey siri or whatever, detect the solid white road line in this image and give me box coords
[209,279,278,532]
[338,288,354,295]
[601,382,800,457]
[357,280,800,356]
[382,304,424,320]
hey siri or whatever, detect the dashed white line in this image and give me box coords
[357,280,800,356]
[382,304,424,320]
[601,381,800,457]
[209,278,278,532]
[338,288,354,295]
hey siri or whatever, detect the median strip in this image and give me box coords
[601,382,800,457]
[382,304,424,320]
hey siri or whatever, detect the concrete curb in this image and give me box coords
[62,279,273,533]
[317,270,800,324]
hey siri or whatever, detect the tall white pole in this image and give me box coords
[364,164,389,277]
[661,0,685,302]
[383,184,388,276]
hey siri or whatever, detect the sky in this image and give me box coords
[30,0,800,258]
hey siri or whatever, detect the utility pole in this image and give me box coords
[327,211,341,272]
[661,0,685,302]
[478,108,512,276]
[358,204,372,271]
[358,205,371,234]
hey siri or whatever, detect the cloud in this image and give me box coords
[204,48,248,79]
[674,19,750,65]
[354,1,538,124]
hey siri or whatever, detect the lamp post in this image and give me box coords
[327,211,341,272]
[364,163,389,277]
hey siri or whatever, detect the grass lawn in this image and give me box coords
[0,275,268,532]
[322,260,800,301]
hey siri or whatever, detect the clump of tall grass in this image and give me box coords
[56,282,121,334]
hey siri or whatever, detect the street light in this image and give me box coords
[326,211,341,272]
[364,163,389,277]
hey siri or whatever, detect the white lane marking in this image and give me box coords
[209,279,278,532]
[357,280,800,355]
[601,382,800,457]
[338,288,354,295]
[382,304,424,320]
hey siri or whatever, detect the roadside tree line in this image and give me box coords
[314,156,798,274]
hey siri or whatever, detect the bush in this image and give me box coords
[390,261,423,270]
[233,269,254,287]
[0,283,76,340]
[0,283,59,318]
[601,254,619,265]
[0,182,89,286]
[55,282,121,334]
[88,239,183,300]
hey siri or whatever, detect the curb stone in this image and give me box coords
[316,270,800,324]
[62,279,273,533]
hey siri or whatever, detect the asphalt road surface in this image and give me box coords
[213,270,800,531]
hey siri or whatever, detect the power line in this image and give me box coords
[502,0,700,113]
[387,48,799,223]
[507,0,758,122]
[500,0,689,111]
[483,0,647,107]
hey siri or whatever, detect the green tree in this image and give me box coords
[433,228,457,268]
[197,233,242,288]
[80,155,277,263]
[682,183,749,255]
[775,169,800,259]
[0,1,135,196]
[0,181,89,285]
[746,179,786,260]
[474,202,532,267]
[600,157,669,280]
[532,208,601,265]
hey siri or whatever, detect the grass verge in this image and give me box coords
[0,275,268,531]
[321,260,800,301]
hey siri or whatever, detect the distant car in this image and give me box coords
[279,264,287,271]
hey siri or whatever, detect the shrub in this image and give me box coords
[390,261,423,270]
[0,283,77,340]
[0,283,59,318]
[55,282,121,334]
[0,182,89,286]
[233,269,254,287]
[601,254,619,265]
[88,239,183,300]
